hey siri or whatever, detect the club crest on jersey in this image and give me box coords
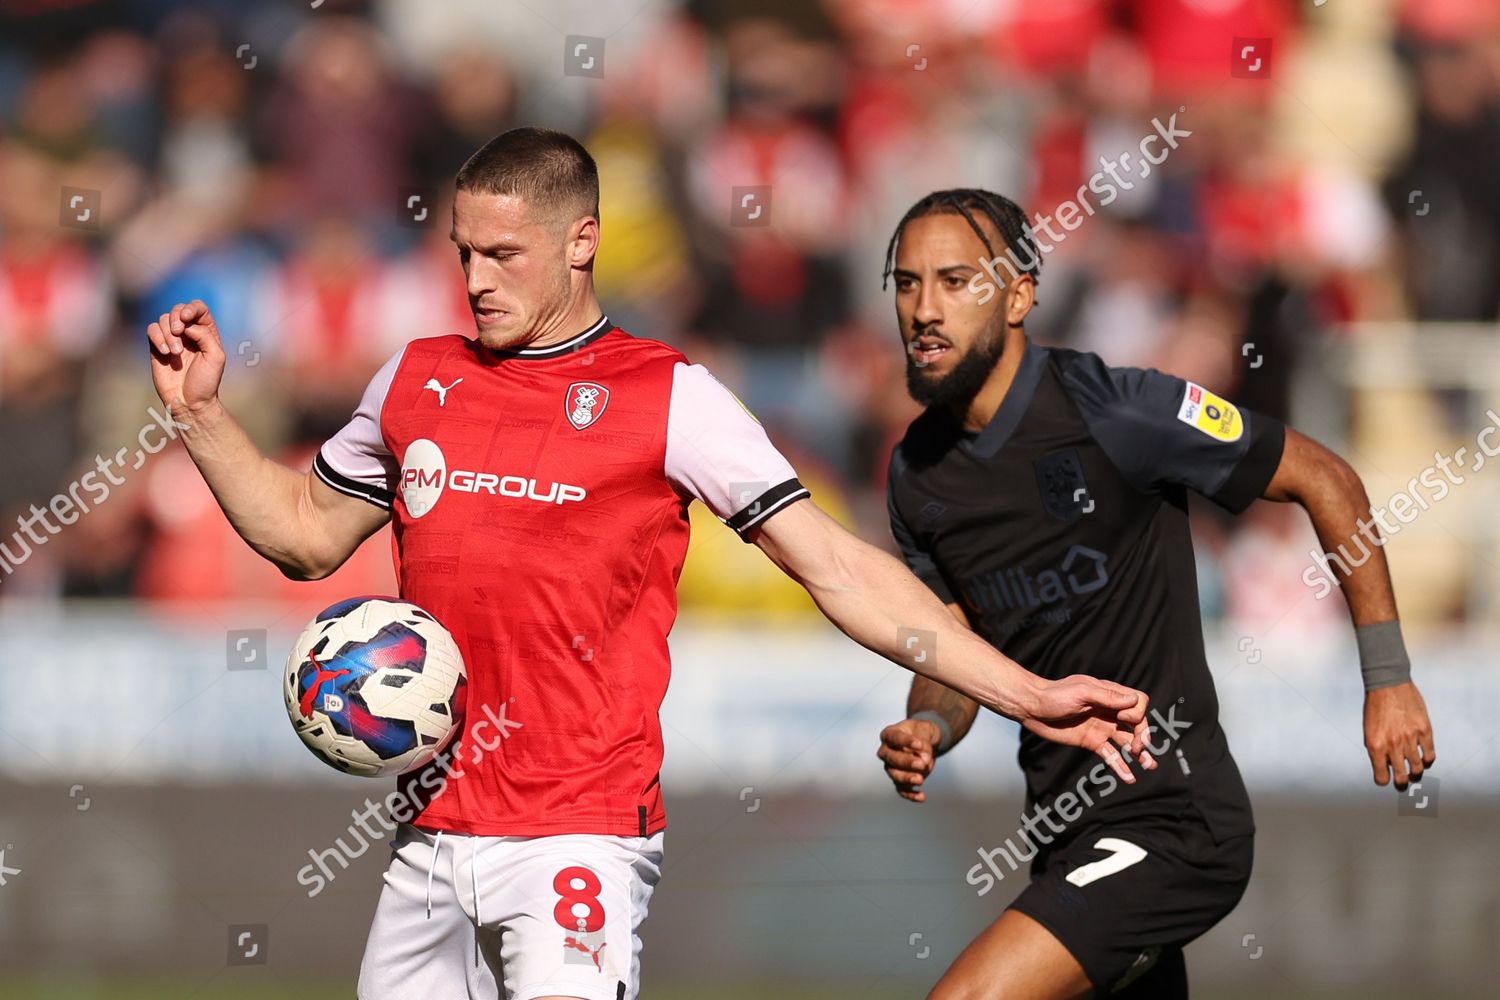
[1034,447,1089,521]
[565,382,610,430]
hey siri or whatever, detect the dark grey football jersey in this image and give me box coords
[888,340,1285,843]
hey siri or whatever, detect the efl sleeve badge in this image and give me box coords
[1176,382,1243,443]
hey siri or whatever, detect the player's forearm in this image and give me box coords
[906,674,980,756]
[800,537,1043,720]
[1265,430,1416,691]
[172,398,328,579]
[1291,454,1399,627]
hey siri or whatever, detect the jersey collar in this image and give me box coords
[966,338,1048,458]
[490,314,612,360]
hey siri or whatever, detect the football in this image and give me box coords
[283,596,467,777]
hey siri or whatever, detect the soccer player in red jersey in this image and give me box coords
[146,130,1157,1000]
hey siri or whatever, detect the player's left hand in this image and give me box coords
[1364,681,1435,790]
[1021,675,1157,784]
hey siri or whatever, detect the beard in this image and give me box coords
[905,326,1006,409]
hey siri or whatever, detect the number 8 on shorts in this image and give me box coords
[556,866,608,969]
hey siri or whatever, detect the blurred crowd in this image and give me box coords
[3,0,1500,632]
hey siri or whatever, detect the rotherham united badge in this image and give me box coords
[565,382,609,430]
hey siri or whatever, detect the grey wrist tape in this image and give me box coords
[909,710,952,753]
[1356,620,1412,691]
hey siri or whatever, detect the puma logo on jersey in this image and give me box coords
[423,377,463,406]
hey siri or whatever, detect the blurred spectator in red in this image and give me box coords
[0,141,114,584]
[373,187,474,349]
[1131,0,1297,98]
[830,0,1031,325]
[257,213,398,439]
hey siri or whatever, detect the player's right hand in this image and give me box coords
[878,717,944,803]
[147,300,227,415]
[1021,675,1155,784]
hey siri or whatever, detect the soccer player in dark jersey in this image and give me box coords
[145,136,1158,1000]
[873,189,1437,999]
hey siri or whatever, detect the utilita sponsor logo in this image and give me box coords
[400,438,586,518]
[961,545,1109,616]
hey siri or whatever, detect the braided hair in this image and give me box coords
[881,188,1041,291]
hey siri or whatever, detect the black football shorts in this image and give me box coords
[1008,804,1253,997]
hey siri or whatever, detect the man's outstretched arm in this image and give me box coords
[147,300,389,580]
[752,499,1156,784]
[1264,427,1436,788]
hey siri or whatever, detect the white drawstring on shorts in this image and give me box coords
[423,829,484,967]
[425,829,444,919]
[471,837,482,966]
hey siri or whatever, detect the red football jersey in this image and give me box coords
[315,317,808,836]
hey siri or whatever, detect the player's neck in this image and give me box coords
[525,292,606,349]
[955,328,1027,433]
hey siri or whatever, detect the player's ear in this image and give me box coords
[568,214,600,269]
[1005,273,1036,327]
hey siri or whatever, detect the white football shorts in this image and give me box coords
[357,823,665,1000]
